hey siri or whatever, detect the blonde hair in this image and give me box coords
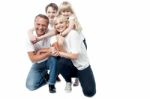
[58,1,82,32]
[53,15,68,24]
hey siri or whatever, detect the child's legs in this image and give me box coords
[78,66,96,97]
[26,62,47,90]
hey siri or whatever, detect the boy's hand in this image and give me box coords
[30,36,38,44]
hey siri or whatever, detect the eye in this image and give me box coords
[54,23,58,26]
[60,21,63,24]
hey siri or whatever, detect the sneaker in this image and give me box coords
[73,78,79,86]
[49,85,56,93]
[56,76,61,82]
[65,82,72,92]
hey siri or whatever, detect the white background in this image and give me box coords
[0,0,150,99]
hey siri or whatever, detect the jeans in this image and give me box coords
[57,57,96,97]
[26,57,57,91]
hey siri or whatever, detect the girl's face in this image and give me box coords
[46,7,57,20]
[61,10,72,18]
[54,18,68,33]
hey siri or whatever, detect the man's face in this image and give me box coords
[34,17,48,36]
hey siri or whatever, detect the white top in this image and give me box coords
[51,30,90,70]
[26,31,51,63]
[68,15,85,41]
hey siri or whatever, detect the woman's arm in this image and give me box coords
[59,51,78,60]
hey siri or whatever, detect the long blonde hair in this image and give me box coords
[58,1,82,32]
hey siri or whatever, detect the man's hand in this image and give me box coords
[50,47,59,56]
[37,48,51,55]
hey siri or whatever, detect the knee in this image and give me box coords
[83,88,96,97]
[26,81,37,91]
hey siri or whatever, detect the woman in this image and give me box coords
[51,15,96,97]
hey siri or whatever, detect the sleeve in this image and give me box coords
[50,36,57,45]
[69,31,82,53]
[26,38,35,52]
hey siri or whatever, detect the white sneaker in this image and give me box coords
[65,82,72,93]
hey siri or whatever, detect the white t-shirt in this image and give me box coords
[26,31,51,63]
[68,15,85,41]
[51,30,90,70]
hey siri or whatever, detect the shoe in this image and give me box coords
[44,73,49,82]
[56,76,61,82]
[49,85,56,93]
[65,82,72,93]
[73,78,79,86]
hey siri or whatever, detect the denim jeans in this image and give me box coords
[26,56,57,91]
[57,57,96,97]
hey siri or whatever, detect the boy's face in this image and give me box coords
[46,7,57,20]
[34,17,48,36]
[54,18,68,33]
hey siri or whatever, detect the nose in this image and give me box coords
[39,25,43,30]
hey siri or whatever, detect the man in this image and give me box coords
[26,14,58,93]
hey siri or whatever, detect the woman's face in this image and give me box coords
[54,18,68,33]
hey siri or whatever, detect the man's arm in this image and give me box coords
[27,48,51,63]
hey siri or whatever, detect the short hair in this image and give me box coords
[35,14,49,24]
[45,3,58,13]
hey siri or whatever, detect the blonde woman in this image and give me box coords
[58,1,87,86]
[52,15,96,97]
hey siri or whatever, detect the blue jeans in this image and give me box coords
[26,57,57,91]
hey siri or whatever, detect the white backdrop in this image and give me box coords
[0,0,150,99]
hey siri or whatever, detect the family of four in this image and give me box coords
[25,1,96,97]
